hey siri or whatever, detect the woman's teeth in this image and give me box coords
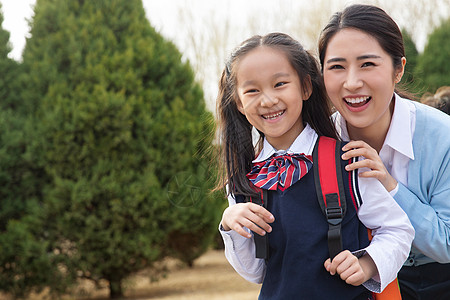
[263,110,284,119]
[344,96,371,107]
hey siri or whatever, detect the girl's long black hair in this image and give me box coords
[216,33,338,198]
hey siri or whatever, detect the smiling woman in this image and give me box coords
[319,4,450,299]
[322,27,405,152]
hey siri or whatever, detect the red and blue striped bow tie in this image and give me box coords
[246,153,313,191]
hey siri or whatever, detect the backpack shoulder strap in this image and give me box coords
[246,189,269,259]
[312,136,346,261]
[313,137,402,299]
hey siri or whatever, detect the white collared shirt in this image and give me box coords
[254,123,317,162]
[220,124,414,293]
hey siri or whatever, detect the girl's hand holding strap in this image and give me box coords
[341,140,398,192]
[324,250,377,286]
[221,202,274,238]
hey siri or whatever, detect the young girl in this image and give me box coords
[217,32,414,299]
[318,4,450,299]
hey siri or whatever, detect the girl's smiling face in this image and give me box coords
[323,28,405,137]
[235,46,311,150]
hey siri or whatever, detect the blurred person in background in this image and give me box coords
[420,86,450,115]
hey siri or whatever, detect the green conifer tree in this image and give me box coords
[415,18,450,93]
[401,29,422,94]
[0,3,61,298]
[0,3,21,111]
[21,0,219,298]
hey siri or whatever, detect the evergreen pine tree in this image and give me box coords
[401,29,422,94]
[0,3,21,111]
[415,18,450,93]
[22,0,219,297]
[0,3,62,298]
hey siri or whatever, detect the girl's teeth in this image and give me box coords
[263,111,284,119]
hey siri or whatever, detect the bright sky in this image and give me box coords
[1,0,448,59]
[0,0,322,60]
[0,0,34,60]
[0,0,185,60]
[2,0,445,59]
[1,0,447,109]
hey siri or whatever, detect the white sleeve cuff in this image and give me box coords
[389,183,399,197]
[352,248,381,293]
[219,224,266,284]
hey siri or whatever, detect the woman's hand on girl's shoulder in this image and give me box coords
[221,202,274,238]
[341,140,398,192]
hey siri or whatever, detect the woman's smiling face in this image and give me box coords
[323,28,405,135]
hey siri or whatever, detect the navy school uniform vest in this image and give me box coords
[236,146,372,300]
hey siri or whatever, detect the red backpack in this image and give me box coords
[313,136,401,299]
[250,136,401,299]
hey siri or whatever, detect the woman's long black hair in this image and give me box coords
[318,4,416,100]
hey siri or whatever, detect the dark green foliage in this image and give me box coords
[0,3,61,298]
[401,29,422,94]
[0,112,61,298]
[0,59,22,111]
[0,5,22,111]
[0,215,73,298]
[15,0,220,298]
[166,182,227,267]
[415,18,450,94]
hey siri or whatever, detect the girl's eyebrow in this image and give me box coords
[241,72,291,88]
[273,72,290,78]
[241,80,256,88]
